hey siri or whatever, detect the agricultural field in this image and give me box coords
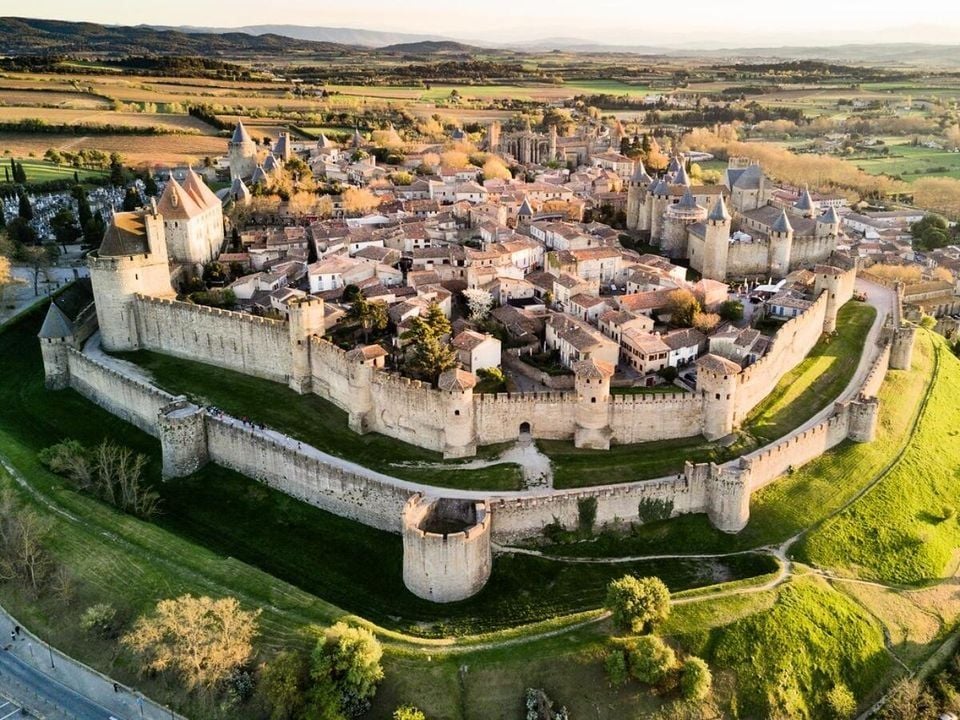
[0,131,227,166]
[849,142,960,182]
[0,106,218,133]
[0,87,110,108]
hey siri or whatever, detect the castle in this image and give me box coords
[626,158,843,281]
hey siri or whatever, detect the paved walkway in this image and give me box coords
[0,604,184,720]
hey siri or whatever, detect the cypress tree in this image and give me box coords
[17,190,33,221]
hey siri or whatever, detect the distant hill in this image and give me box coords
[0,17,355,56]
[153,23,450,48]
[378,41,486,54]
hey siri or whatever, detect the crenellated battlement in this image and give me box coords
[135,294,286,327]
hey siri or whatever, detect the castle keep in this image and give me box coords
[626,158,843,281]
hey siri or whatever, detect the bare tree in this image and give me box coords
[0,490,54,593]
[123,594,261,691]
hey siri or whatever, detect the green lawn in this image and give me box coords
[537,331,936,557]
[848,143,960,182]
[2,158,107,184]
[796,334,960,585]
[543,434,741,490]
[113,349,523,492]
[742,302,876,445]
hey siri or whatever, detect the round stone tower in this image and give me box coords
[846,395,880,443]
[625,160,652,231]
[402,495,492,603]
[700,195,732,282]
[768,209,794,278]
[228,121,258,180]
[696,354,741,440]
[649,179,671,244]
[157,399,209,479]
[573,358,614,450]
[662,188,706,258]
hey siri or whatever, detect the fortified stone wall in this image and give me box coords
[204,415,412,533]
[366,373,449,453]
[733,292,829,421]
[608,392,704,444]
[725,240,771,277]
[65,349,175,436]
[791,235,837,269]
[474,392,579,444]
[134,295,291,383]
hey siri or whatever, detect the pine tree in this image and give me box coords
[122,187,141,212]
[73,186,93,228]
[15,162,26,183]
[402,302,457,384]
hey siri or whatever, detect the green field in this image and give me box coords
[1,157,107,184]
[849,143,960,182]
[742,302,876,445]
[797,335,960,585]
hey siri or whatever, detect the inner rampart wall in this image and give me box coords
[733,292,829,421]
[134,295,291,383]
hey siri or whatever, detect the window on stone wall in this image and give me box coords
[715,393,721,400]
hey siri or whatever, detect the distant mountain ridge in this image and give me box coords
[0,16,355,55]
[147,23,451,48]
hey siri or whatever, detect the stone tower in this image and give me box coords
[700,195,732,281]
[157,399,209,479]
[768,209,794,277]
[793,186,818,219]
[696,354,741,440]
[548,124,558,162]
[890,324,917,370]
[228,121,258,180]
[662,188,705,258]
[846,395,880,443]
[649,179,671,243]
[625,160,651,231]
[89,203,175,352]
[814,264,845,333]
[437,369,478,458]
[816,206,841,240]
[287,296,326,393]
[487,121,501,152]
[573,358,614,450]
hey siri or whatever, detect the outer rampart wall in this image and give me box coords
[608,392,704,443]
[134,295,291,383]
[475,392,579,444]
[204,415,411,533]
[366,373,449,453]
[65,349,175,436]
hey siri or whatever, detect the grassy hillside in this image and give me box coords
[796,333,960,584]
[706,576,890,718]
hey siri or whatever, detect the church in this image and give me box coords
[626,157,843,281]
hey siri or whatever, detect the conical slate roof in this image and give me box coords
[676,187,698,210]
[263,154,279,173]
[352,127,364,147]
[732,163,763,189]
[818,206,840,224]
[518,196,534,216]
[230,177,251,202]
[231,121,252,144]
[317,133,331,149]
[651,178,669,196]
[667,156,683,174]
[708,194,731,222]
[794,186,817,212]
[251,165,268,185]
[38,303,73,339]
[673,163,691,187]
[631,159,652,184]
[772,209,793,234]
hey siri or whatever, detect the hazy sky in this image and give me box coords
[16,0,960,46]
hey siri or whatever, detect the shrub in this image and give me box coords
[825,683,857,719]
[680,656,712,701]
[577,497,598,535]
[393,707,426,720]
[719,299,745,322]
[605,575,671,634]
[605,648,629,688]
[638,498,674,523]
[79,602,118,638]
[628,635,677,685]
